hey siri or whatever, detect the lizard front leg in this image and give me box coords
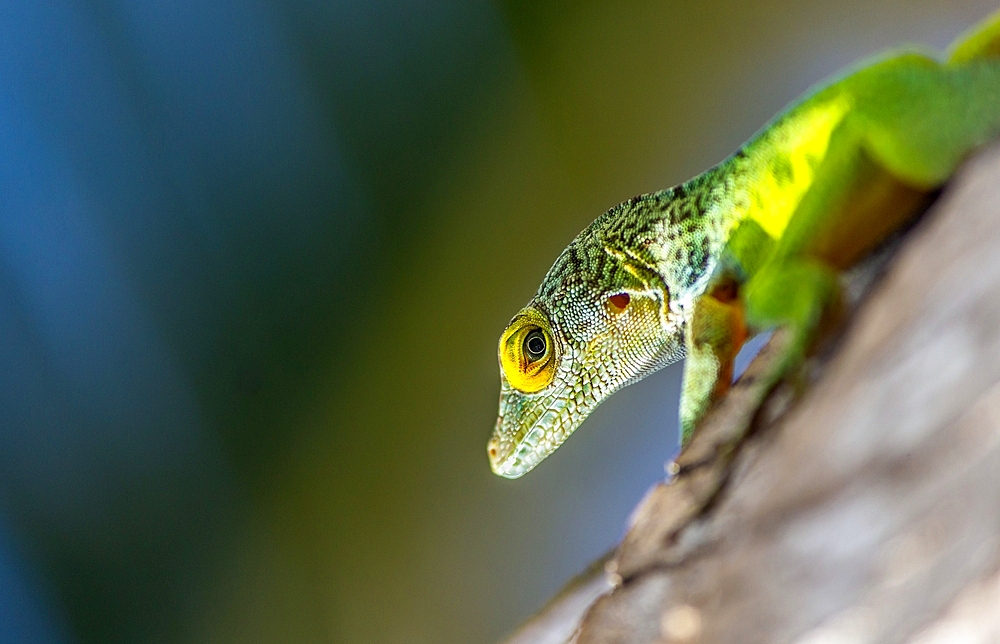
[680,281,749,444]
[680,259,841,448]
[712,123,924,441]
[678,125,865,443]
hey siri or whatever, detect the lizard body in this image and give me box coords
[489,11,1000,478]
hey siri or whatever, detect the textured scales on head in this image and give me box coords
[488,177,731,478]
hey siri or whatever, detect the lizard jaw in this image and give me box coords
[489,389,584,479]
[488,424,554,479]
[489,422,548,479]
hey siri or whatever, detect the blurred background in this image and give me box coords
[0,0,994,642]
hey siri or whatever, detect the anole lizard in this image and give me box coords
[489,10,1000,479]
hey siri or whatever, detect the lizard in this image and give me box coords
[488,10,1000,479]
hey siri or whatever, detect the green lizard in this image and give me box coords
[488,10,1000,479]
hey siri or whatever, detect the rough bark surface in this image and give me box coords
[501,141,1000,644]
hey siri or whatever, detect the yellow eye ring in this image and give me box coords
[498,313,557,393]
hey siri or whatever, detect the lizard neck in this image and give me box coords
[624,166,740,307]
[538,161,745,313]
[595,93,853,307]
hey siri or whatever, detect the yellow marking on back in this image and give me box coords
[744,97,852,239]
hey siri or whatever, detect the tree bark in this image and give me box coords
[501,140,1000,644]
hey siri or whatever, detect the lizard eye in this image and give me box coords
[523,329,547,361]
[499,316,557,393]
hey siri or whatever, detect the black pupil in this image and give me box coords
[524,331,546,360]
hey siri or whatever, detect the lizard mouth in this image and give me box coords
[488,384,589,479]
[488,420,552,479]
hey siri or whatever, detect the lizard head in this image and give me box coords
[488,202,692,478]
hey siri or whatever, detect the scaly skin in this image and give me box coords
[489,11,1000,479]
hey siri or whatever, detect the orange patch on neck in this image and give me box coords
[608,293,630,312]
